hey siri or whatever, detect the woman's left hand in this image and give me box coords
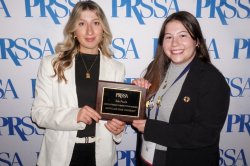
[105,118,126,135]
[132,119,146,133]
[132,78,151,89]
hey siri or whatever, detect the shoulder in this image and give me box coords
[40,54,56,65]
[191,58,225,79]
[101,55,125,70]
[37,54,57,75]
[191,58,229,91]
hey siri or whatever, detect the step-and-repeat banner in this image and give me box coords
[1,0,249,165]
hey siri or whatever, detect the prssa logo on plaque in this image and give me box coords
[225,77,250,97]
[0,116,44,141]
[226,114,250,135]
[0,38,54,66]
[196,0,250,25]
[219,148,248,166]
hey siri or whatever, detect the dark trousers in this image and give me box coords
[69,143,96,166]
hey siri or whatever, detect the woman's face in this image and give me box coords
[163,20,197,65]
[74,10,103,54]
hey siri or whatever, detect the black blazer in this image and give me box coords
[143,57,230,166]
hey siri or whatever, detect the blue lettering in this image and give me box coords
[0,79,18,99]
[0,0,10,17]
[115,150,136,166]
[126,38,139,59]
[12,153,23,166]
[196,0,250,25]
[0,152,23,166]
[225,77,250,97]
[24,0,76,24]
[112,38,126,59]
[233,39,250,59]
[207,38,219,59]
[227,114,250,135]
[220,149,248,166]
[31,79,36,98]
[0,152,11,166]
[153,38,158,58]
[124,78,136,83]
[42,38,54,55]
[0,117,44,141]
[112,0,179,24]
[112,38,139,59]
[0,38,54,66]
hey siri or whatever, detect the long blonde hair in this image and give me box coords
[52,1,113,83]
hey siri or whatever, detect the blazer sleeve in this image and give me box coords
[112,60,126,143]
[144,64,230,149]
[31,56,86,131]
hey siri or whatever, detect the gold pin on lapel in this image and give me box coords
[183,96,190,103]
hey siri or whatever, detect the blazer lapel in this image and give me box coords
[63,58,78,106]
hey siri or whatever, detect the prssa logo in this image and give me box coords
[0,78,36,99]
[112,37,140,59]
[0,79,18,99]
[233,39,250,59]
[0,38,54,66]
[225,77,250,97]
[0,116,44,141]
[115,150,136,166]
[24,0,77,24]
[112,0,180,24]
[0,0,10,17]
[226,114,250,135]
[196,0,250,25]
[0,152,39,166]
[220,148,248,166]
[0,152,23,166]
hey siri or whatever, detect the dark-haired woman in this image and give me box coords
[132,11,230,166]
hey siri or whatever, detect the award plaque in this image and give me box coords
[96,80,146,123]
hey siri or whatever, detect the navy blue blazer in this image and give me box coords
[144,57,230,166]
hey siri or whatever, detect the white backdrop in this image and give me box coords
[0,0,249,166]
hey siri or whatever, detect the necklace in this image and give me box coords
[80,55,98,79]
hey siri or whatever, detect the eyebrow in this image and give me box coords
[164,31,189,35]
[78,17,100,21]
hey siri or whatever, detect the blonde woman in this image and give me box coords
[31,1,125,166]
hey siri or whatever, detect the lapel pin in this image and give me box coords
[183,96,190,103]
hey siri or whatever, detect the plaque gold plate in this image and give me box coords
[96,80,146,123]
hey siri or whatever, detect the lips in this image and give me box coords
[171,49,183,54]
[85,37,95,42]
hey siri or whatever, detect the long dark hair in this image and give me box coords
[144,11,211,99]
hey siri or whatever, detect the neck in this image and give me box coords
[79,48,99,55]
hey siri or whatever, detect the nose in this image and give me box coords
[171,36,179,46]
[86,24,93,35]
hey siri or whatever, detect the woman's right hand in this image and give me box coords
[77,105,101,125]
[132,78,151,89]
